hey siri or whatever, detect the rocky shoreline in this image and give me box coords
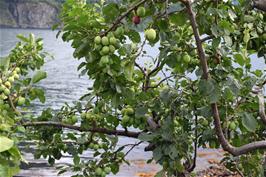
[0,0,60,29]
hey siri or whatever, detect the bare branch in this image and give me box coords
[134,62,146,76]
[124,141,143,156]
[212,104,266,156]
[147,75,175,89]
[23,121,141,138]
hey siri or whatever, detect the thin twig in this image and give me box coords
[147,75,175,89]
[124,141,143,156]
[8,95,21,115]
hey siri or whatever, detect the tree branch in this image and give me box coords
[8,95,21,115]
[212,104,266,156]
[183,0,209,80]
[184,0,266,156]
[23,121,141,138]
[147,75,175,89]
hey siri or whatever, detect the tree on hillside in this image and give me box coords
[0,0,266,176]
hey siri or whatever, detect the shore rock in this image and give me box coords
[0,0,60,29]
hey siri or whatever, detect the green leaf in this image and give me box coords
[102,3,119,22]
[32,71,47,83]
[241,112,258,132]
[0,57,10,73]
[211,25,219,37]
[29,88,46,103]
[208,87,220,103]
[234,53,245,66]
[225,76,241,95]
[124,61,134,81]
[138,133,158,141]
[224,36,232,46]
[153,147,163,161]
[212,37,221,49]
[127,29,141,43]
[135,106,148,118]
[73,155,80,165]
[157,19,169,31]
[155,170,164,177]
[219,20,234,34]
[199,79,215,96]
[244,15,255,22]
[0,165,9,177]
[16,34,29,42]
[243,29,250,43]
[0,136,14,152]
[169,12,187,26]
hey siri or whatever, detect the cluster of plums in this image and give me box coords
[132,7,157,42]
[94,166,111,177]
[94,29,123,67]
[120,106,146,129]
[0,67,25,106]
[132,6,146,25]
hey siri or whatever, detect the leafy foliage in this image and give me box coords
[0,34,47,176]
[1,0,266,177]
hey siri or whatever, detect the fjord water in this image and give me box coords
[1,28,265,176]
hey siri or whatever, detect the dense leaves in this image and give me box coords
[1,0,266,176]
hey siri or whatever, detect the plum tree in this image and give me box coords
[1,0,266,177]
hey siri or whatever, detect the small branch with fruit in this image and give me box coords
[101,0,150,36]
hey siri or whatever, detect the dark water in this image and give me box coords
[1,28,265,177]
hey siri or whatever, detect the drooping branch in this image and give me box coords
[212,104,266,156]
[23,121,141,138]
[183,0,266,156]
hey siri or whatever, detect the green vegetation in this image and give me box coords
[0,0,266,177]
